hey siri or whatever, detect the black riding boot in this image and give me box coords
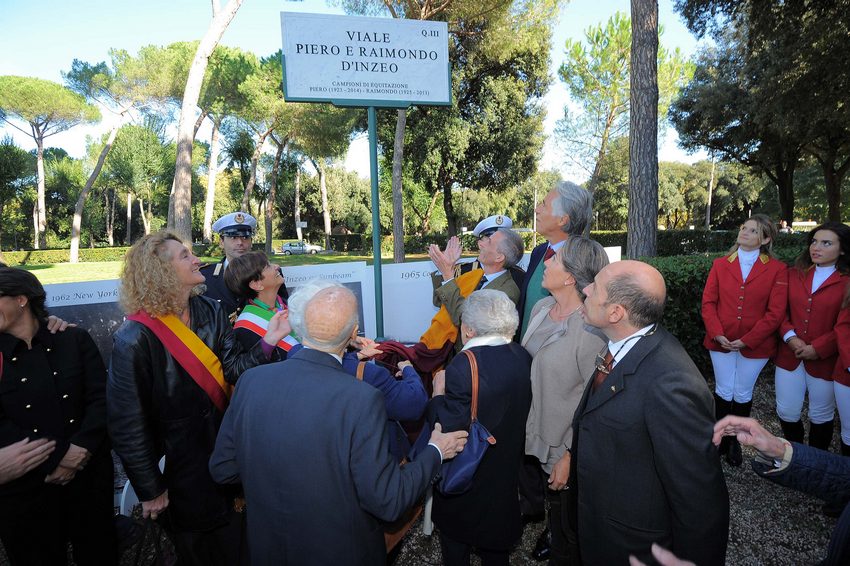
[726,400,753,466]
[714,393,732,456]
[779,418,805,444]
[809,420,834,452]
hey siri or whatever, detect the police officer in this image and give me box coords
[202,212,277,321]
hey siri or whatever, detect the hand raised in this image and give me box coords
[712,415,785,459]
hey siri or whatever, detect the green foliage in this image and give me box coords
[2,247,132,266]
[555,12,693,184]
[0,76,100,132]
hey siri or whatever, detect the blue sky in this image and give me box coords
[0,0,706,180]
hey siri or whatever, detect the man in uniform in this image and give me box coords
[428,215,524,352]
[201,212,278,321]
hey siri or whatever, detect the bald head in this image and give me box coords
[289,282,359,354]
[604,260,666,328]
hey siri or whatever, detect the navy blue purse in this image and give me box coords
[435,350,496,495]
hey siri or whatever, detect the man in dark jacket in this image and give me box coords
[571,260,729,565]
[210,282,468,566]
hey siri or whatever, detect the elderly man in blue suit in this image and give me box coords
[210,282,468,566]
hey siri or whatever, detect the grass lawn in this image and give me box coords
[21,252,438,285]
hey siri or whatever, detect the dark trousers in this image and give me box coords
[0,453,117,565]
[546,488,579,566]
[439,532,510,566]
[519,456,546,517]
[170,507,248,566]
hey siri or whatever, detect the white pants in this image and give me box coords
[775,362,836,424]
[710,350,768,403]
[834,382,850,445]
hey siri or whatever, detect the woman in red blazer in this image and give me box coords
[831,289,850,456]
[702,214,788,466]
[776,222,850,452]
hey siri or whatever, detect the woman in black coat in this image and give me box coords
[0,266,116,565]
[427,289,533,566]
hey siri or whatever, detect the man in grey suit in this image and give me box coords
[209,282,468,566]
[570,260,729,565]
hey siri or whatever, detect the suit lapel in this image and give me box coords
[744,254,769,284]
[813,269,845,295]
[579,329,663,415]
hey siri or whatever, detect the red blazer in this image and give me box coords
[775,267,848,379]
[702,251,788,359]
[833,307,850,387]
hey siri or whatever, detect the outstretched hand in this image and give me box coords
[713,415,786,459]
[0,438,56,485]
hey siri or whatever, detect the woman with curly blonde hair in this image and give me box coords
[108,230,289,566]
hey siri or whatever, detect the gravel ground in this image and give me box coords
[0,371,839,565]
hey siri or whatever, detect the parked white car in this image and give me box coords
[280,241,323,255]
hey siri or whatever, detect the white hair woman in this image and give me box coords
[429,289,533,566]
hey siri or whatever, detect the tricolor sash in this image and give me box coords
[128,311,231,413]
[233,303,300,352]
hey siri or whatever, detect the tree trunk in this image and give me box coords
[34,134,46,249]
[705,156,715,230]
[294,166,303,241]
[31,203,38,248]
[202,116,222,242]
[139,197,150,235]
[774,164,796,225]
[311,158,332,249]
[126,192,133,243]
[169,0,244,242]
[420,190,440,234]
[70,124,120,262]
[106,189,115,246]
[392,109,407,263]
[442,180,458,237]
[0,201,5,262]
[241,129,270,213]
[265,140,286,255]
[626,0,659,259]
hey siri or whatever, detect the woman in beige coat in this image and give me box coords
[522,236,609,565]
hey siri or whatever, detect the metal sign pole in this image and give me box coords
[367,106,384,339]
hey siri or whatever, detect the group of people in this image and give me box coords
[0,191,847,566]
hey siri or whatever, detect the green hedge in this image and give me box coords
[0,247,132,265]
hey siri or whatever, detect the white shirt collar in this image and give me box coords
[481,269,506,282]
[607,324,656,367]
[302,345,342,364]
[462,335,511,351]
[549,240,566,252]
[737,247,760,263]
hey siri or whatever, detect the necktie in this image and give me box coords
[591,350,614,392]
[543,246,555,261]
[474,275,488,291]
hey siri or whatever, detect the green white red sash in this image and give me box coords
[127,310,231,413]
[234,300,300,352]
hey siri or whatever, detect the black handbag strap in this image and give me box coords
[462,350,480,423]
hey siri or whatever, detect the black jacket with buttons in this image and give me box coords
[107,295,277,530]
[0,325,108,497]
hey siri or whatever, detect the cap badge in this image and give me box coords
[234,213,245,224]
[496,215,504,225]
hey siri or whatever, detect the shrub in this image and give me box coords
[1,247,132,265]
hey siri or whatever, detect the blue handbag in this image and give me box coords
[436,350,496,495]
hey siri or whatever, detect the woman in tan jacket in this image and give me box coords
[522,236,609,565]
